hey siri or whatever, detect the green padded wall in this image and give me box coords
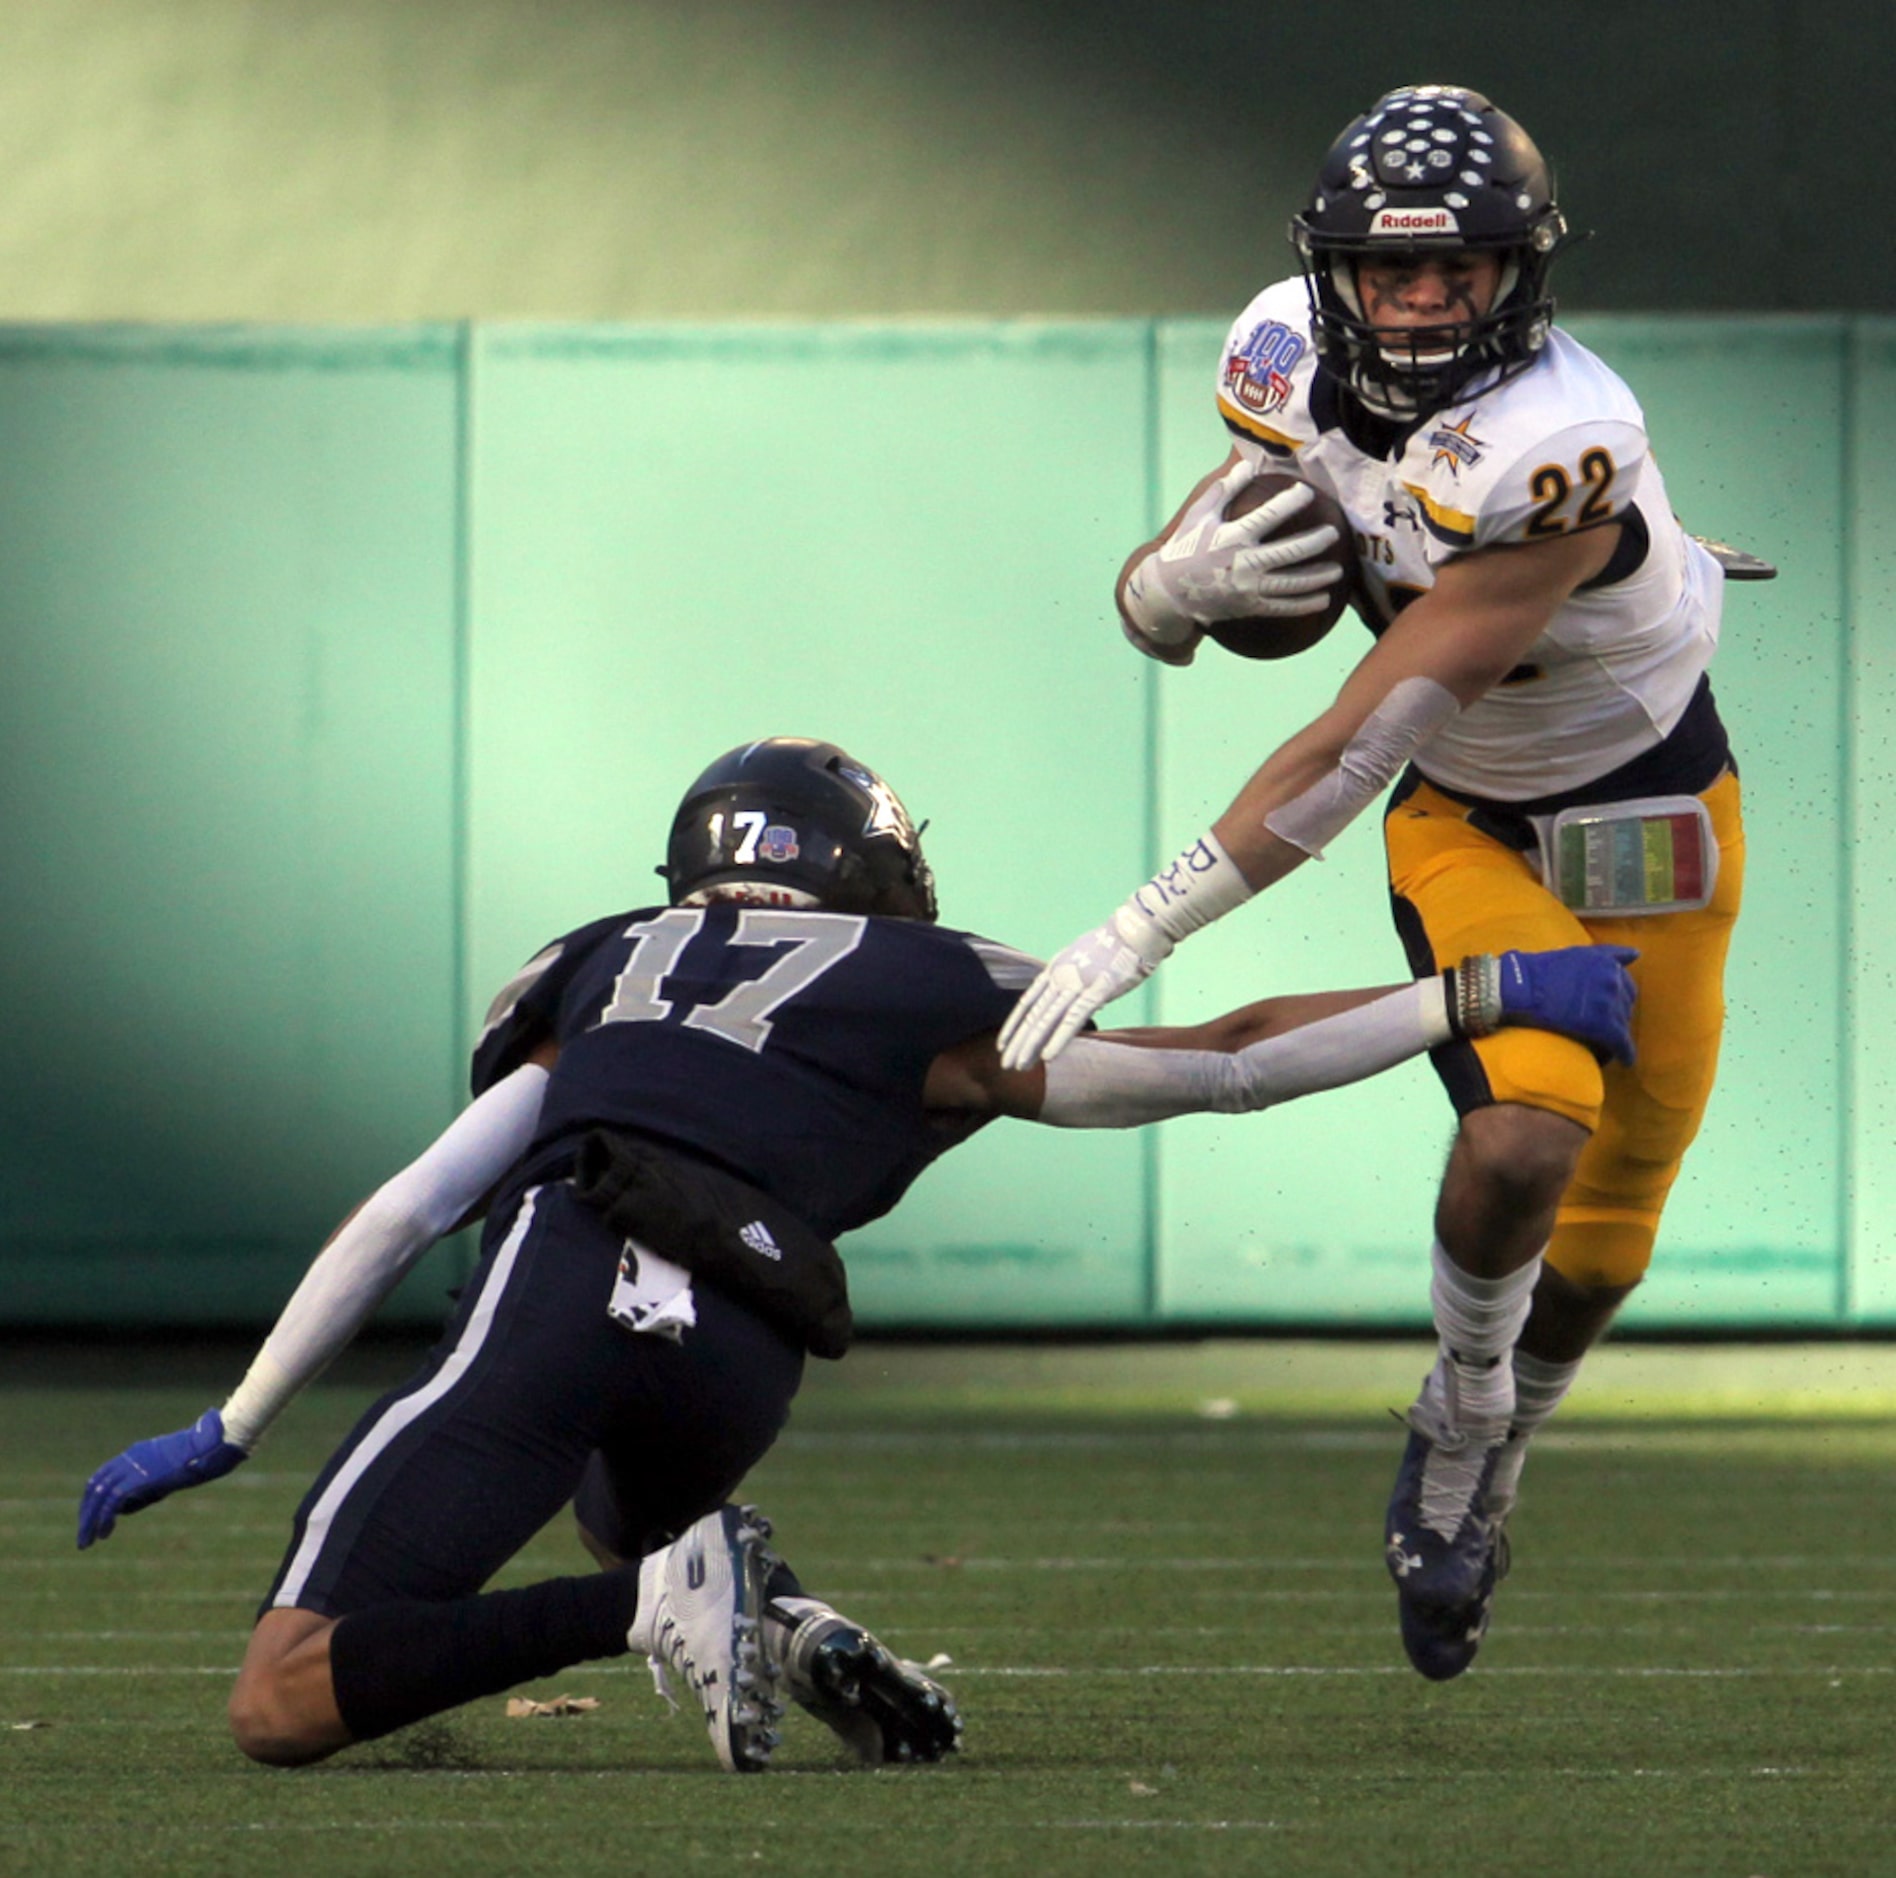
[1846,322,1896,1324]
[463,323,1156,1325]
[1147,318,1453,1324]
[0,315,1882,1332]
[0,329,467,1324]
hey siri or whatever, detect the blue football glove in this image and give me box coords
[76,1408,248,1550]
[1496,943,1639,1065]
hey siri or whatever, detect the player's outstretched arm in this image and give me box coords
[75,1062,551,1550]
[1001,527,1626,1074]
[953,944,1635,1128]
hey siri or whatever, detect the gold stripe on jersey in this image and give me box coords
[1400,480,1477,546]
[1216,393,1301,453]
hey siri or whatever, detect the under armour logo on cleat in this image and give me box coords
[739,1220,783,1261]
[1386,1532,1423,1578]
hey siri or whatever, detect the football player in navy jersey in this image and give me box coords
[79,737,1637,1773]
[999,87,1754,1683]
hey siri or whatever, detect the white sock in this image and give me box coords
[1423,1240,1541,1434]
[1488,1348,1584,1515]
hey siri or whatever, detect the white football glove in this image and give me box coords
[1119,461,1344,662]
[997,902,1173,1072]
[1118,606,1202,667]
[998,833,1256,1071]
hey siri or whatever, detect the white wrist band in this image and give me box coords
[219,1349,297,1453]
[1129,830,1255,942]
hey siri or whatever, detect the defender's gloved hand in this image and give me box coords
[1493,943,1639,1065]
[1120,461,1344,662]
[77,1409,249,1549]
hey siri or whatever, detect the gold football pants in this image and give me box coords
[1384,768,1745,1290]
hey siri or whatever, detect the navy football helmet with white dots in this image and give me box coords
[662,737,938,922]
[1291,85,1570,419]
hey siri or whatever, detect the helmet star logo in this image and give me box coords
[862,776,911,838]
[840,764,915,842]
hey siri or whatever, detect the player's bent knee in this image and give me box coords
[1547,1213,1663,1291]
[228,1673,337,1767]
[229,1609,350,1767]
[1457,1103,1589,1206]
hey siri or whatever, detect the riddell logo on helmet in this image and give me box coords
[1370,208,1461,236]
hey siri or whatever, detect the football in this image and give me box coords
[1203,471,1357,661]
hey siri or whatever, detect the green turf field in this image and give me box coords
[5,1338,1895,1877]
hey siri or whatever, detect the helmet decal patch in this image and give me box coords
[759,823,801,864]
[1225,320,1306,415]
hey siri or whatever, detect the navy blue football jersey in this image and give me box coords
[471,905,1041,1237]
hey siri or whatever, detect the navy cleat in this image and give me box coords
[646,1504,784,1772]
[1384,1409,1510,1682]
[766,1598,963,1765]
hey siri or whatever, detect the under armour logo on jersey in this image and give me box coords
[739,1220,783,1262]
[1385,499,1421,531]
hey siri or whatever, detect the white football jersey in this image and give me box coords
[1215,278,1725,801]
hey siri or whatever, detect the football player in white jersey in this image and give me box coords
[1000,85,1749,1680]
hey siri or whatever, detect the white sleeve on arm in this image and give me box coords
[217,1064,551,1450]
[1036,979,1452,1129]
[1263,676,1460,860]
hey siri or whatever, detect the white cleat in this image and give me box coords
[645,1504,783,1772]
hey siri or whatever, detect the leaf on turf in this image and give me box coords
[505,1694,600,1719]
